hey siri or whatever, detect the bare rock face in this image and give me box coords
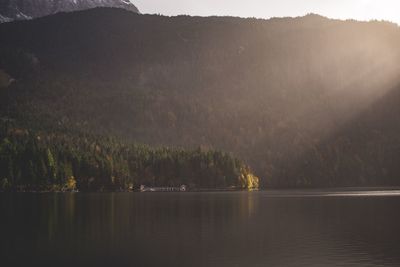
[0,0,139,22]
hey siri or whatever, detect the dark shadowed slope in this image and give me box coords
[1,8,400,187]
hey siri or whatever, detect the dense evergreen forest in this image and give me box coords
[0,122,259,191]
[1,8,400,187]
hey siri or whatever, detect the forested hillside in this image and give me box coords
[1,8,400,187]
[0,123,258,191]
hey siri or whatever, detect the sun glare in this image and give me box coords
[354,0,400,24]
[136,0,400,25]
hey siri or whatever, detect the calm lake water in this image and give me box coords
[1,190,400,267]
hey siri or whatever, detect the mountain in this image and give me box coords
[1,9,400,188]
[0,0,139,22]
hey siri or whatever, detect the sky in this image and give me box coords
[133,0,400,25]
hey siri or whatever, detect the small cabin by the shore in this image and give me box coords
[140,185,187,192]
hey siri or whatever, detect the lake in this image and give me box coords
[1,190,400,267]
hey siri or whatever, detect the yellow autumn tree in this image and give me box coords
[65,176,77,191]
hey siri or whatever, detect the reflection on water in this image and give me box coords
[260,189,400,198]
[1,190,400,267]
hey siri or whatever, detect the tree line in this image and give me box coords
[0,123,259,191]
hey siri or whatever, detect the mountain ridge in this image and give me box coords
[1,8,400,187]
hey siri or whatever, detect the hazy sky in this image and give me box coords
[134,0,400,24]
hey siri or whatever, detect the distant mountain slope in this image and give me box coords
[1,9,400,187]
[283,83,400,187]
[0,0,139,22]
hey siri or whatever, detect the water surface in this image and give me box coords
[1,190,400,267]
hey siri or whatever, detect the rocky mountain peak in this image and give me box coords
[0,0,139,23]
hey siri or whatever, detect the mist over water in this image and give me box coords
[2,191,400,267]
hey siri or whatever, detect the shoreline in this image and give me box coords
[3,186,400,194]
